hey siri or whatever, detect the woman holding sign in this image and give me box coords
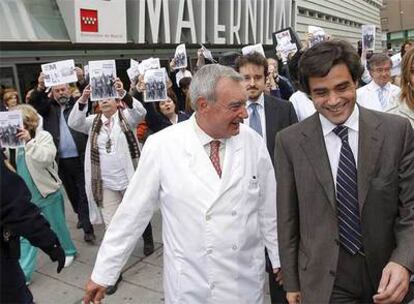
[12,104,77,284]
[68,78,149,295]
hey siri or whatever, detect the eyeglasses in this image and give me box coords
[372,67,391,73]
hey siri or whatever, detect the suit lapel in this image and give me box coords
[357,107,383,211]
[300,114,336,211]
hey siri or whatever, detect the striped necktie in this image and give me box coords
[378,87,387,109]
[249,102,262,136]
[333,125,363,255]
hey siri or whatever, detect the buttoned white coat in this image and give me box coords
[357,81,400,112]
[67,98,146,224]
[91,116,280,304]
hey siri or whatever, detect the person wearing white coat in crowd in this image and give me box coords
[83,64,280,304]
[357,53,400,112]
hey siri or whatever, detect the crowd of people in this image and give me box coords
[1,35,414,304]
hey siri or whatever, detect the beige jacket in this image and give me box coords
[24,130,61,197]
[387,99,414,128]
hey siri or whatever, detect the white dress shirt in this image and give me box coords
[357,81,400,112]
[319,106,359,187]
[244,93,267,142]
[289,90,316,122]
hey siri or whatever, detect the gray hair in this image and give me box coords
[189,64,243,110]
[367,53,392,71]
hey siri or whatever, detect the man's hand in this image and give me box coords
[135,75,146,93]
[114,77,126,97]
[78,84,91,104]
[48,244,65,273]
[37,72,46,91]
[287,291,301,304]
[373,261,410,304]
[74,67,85,83]
[273,268,283,285]
[84,279,106,304]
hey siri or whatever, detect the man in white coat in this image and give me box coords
[84,64,280,304]
[357,53,400,112]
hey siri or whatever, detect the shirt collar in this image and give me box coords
[319,104,359,137]
[371,80,390,91]
[247,92,264,108]
[192,115,225,146]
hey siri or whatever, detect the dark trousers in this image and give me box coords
[1,258,34,304]
[143,222,153,243]
[58,157,93,234]
[269,271,288,304]
[329,246,375,303]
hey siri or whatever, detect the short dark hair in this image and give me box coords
[298,40,363,94]
[366,53,392,71]
[234,52,268,77]
[179,77,192,90]
[218,51,241,68]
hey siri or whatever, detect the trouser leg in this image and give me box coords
[41,192,77,256]
[19,238,38,282]
[59,157,94,234]
[1,258,34,304]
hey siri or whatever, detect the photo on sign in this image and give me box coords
[0,111,24,148]
[242,43,265,57]
[174,44,187,69]
[308,26,326,47]
[41,60,78,87]
[361,25,375,51]
[272,27,302,63]
[144,68,167,102]
[89,60,118,101]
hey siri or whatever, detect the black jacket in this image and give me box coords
[0,153,62,259]
[29,90,87,160]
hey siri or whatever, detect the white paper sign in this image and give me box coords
[138,57,161,75]
[174,44,187,69]
[274,30,298,63]
[88,60,118,101]
[41,60,78,87]
[0,110,25,148]
[144,68,167,102]
[361,24,376,51]
[242,43,265,57]
[127,59,141,82]
[201,44,216,63]
[308,26,326,47]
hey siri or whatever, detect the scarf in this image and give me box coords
[90,109,140,207]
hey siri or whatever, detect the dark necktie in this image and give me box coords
[333,125,363,255]
[209,140,222,178]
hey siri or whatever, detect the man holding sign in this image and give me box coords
[29,67,96,244]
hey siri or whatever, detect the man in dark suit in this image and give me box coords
[276,40,414,303]
[1,152,65,303]
[29,72,95,243]
[235,52,298,303]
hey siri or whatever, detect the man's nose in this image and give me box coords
[240,105,248,119]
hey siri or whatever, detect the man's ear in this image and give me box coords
[195,97,209,113]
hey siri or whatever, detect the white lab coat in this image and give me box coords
[91,116,279,304]
[67,98,146,224]
[357,81,400,112]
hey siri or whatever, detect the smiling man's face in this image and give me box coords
[308,63,358,125]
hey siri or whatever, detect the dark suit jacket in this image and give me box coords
[263,94,298,165]
[262,94,297,275]
[275,106,414,302]
[29,90,87,160]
